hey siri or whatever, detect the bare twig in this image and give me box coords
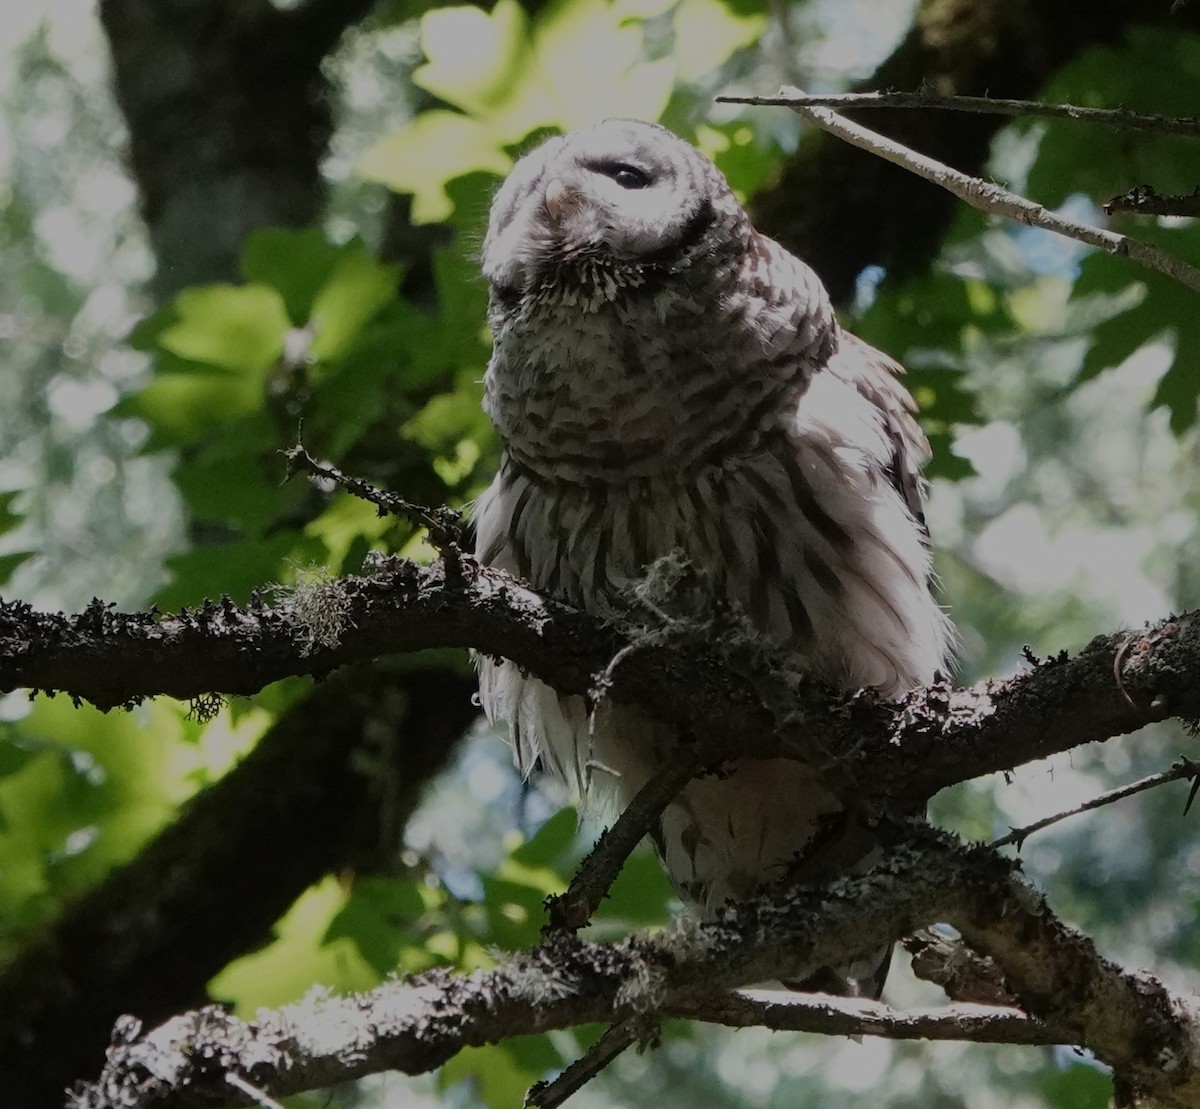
[525,1021,640,1108]
[726,87,1200,295]
[546,744,715,930]
[990,758,1200,849]
[1105,185,1200,218]
[226,1073,287,1109]
[717,90,1200,138]
[283,443,464,554]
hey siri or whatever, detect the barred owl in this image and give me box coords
[473,119,951,997]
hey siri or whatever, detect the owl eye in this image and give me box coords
[595,162,652,190]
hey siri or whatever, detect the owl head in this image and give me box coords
[482,119,748,305]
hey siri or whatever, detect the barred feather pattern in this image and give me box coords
[473,121,952,996]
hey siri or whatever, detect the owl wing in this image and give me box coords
[833,330,932,534]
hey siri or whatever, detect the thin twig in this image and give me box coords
[1105,185,1200,218]
[716,89,1200,138]
[282,443,464,553]
[728,87,1200,295]
[672,989,1051,1045]
[546,743,716,931]
[525,1021,639,1108]
[991,758,1200,849]
[226,1073,288,1109]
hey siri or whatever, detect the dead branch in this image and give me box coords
[722,87,1200,295]
[1105,185,1200,218]
[991,758,1200,848]
[719,89,1200,138]
[545,745,717,931]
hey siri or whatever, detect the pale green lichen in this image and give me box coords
[272,563,354,655]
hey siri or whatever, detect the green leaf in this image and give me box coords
[1029,28,1200,208]
[595,844,674,925]
[358,112,514,223]
[361,0,681,221]
[440,1036,564,1109]
[510,806,579,868]
[0,698,215,926]
[0,491,21,536]
[157,285,290,374]
[696,122,779,202]
[925,430,975,483]
[241,228,343,325]
[672,0,764,83]
[172,445,289,534]
[533,0,675,128]
[1071,222,1200,432]
[0,736,37,780]
[323,876,438,975]
[305,495,396,572]
[854,270,988,452]
[413,1,541,129]
[210,879,382,1011]
[0,495,31,585]
[0,551,33,586]
[309,251,400,363]
[1042,1062,1112,1109]
[480,873,554,950]
[115,369,266,450]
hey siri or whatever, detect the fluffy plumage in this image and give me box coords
[473,120,952,996]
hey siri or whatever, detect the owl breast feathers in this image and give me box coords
[473,119,952,997]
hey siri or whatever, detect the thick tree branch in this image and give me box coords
[905,930,1018,1006]
[3,562,1198,810]
[70,830,1200,1108]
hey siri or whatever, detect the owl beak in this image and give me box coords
[544,178,570,224]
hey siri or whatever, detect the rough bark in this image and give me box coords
[69,831,1200,1109]
[2,561,1193,812]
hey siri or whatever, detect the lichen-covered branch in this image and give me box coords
[70,830,1200,1108]
[3,560,1198,811]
